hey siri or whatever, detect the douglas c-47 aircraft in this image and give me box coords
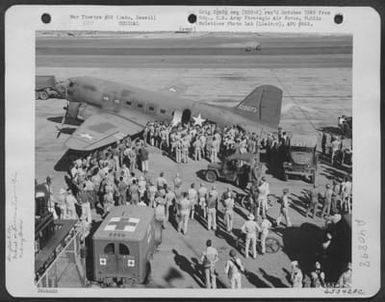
[57,76,283,151]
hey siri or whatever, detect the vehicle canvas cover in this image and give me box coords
[93,205,154,242]
[36,75,56,90]
[289,135,317,166]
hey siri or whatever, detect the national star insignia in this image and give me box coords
[79,133,93,140]
[192,113,206,126]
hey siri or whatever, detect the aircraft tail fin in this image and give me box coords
[235,85,283,129]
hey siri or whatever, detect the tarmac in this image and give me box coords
[35,32,352,288]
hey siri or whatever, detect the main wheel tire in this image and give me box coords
[205,170,217,183]
[283,172,288,181]
[39,90,49,100]
[265,237,281,254]
[35,91,40,100]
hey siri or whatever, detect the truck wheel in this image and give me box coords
[205,170,217,183]
[39,90,49,100]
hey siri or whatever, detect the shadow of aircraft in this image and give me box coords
[47,116,83,126]
[54,149,90,172]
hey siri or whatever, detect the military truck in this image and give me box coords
[205,153,261,188]
[282,134,318,183]
[92,205,162,287]
[35,75,63,100]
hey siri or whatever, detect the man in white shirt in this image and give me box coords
[241,213,261,259]
[258,177,270,219]
[200,240,219,288]
[224,249,244,289]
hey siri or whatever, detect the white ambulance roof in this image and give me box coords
[93,205,155,242]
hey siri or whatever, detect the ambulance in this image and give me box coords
[92,205,161,286]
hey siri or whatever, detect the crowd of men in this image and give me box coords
[321,131,352,166]
[142,120,294,165]
[40,119,352,289]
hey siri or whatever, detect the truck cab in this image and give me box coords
[282,134,318,183]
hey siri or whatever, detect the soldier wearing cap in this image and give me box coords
[241,213,261,259]
[206,186,218,231]
[222,188,235,232]
[198,183,208,218]
[200,239,219,288]
[258,176,270,219]
[178,192,191,235]
[224,249,245,289]
[306,184,319,218]
[276,188,292,227]
[322,183,333,218]
[260,217,272,254]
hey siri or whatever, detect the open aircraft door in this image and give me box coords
[171,110,182,126]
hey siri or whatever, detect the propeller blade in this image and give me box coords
[56,100,69,138]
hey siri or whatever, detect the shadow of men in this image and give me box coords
[172,249,205,288]
[259,268,288,288]
[244,270,270,288]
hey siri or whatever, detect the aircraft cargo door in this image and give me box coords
[116,243,137,277]
[97,242,117,275]
[172,110,182,126]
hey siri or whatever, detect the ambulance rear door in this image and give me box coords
[116,242,137,277]
[97,241,118,276]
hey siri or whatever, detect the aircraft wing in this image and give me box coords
[65,112,148,151]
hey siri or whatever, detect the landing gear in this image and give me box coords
[205,170,217,183]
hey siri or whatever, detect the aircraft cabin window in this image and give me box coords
[137,103,143,108]
[160,109,166,114]
[126,101,132,106]
[119,244,130,255]
[104,243,115,255]
[149,106,155,111]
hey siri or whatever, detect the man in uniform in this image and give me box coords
[224,249,245,289]
[175,139,182,163]
[321,184,333,218]
[188,183,198,219]
[193,138,202,161]
[200,239,219,288]
[241,213,261,259]
[178,192,191,235]
[156,172,167,191]
[223,189,235,233]
[258,176,270,219]
[198,183,208,219]
[164,185,176,223]
[276,188,292,227]
[206,186,218,231]
[306,184,319,218]
[260,217,272,254]
[173,173,183,190]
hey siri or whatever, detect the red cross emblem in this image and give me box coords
[104,217,140,232]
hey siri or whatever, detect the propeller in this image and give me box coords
[56,100,69,138]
